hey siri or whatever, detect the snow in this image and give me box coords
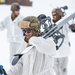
[0,0,75,74]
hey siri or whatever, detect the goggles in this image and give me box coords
[52,14,57,16]
[23,28,31,33]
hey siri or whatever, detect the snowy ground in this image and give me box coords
[0,0,75,75]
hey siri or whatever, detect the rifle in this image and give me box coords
[42,13,75,38]
[40,12,75,49]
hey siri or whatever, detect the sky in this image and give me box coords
[0,0,75,75]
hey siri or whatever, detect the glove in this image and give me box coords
[69,24,75,32]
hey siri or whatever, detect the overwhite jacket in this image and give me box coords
[53,23,71,58]
[0,14,24,43]
[7,36,56,75]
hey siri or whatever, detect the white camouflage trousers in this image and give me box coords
[53,57,68,75]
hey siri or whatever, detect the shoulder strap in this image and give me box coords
[12,45,34,65]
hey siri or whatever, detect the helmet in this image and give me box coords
[52,8,63,16]
[11,2,20,11]
[18,16,40,31]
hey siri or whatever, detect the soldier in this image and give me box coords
[6,16,56,75]
[0,2,24,65]
[51,8,75,75]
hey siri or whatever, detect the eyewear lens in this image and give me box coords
[23,28,31,33]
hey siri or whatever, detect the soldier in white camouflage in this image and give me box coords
[7,16,56,75]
